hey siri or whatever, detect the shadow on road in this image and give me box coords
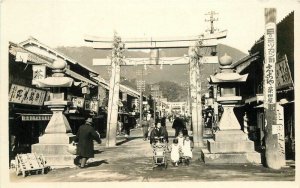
[94,150,105,154]
[87,160,109,167]
[116,136,143,146]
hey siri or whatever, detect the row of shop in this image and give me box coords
[203,12,295,160]
[9,37,142,157]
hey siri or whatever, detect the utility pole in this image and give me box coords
[205,11,218,34]
[136,71,145,126]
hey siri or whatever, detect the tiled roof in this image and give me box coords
[9,42,97,86]
[19,37,98,75]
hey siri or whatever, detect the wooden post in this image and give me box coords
[153,99,156,124]
[139,90,143,125]
[264,8,285,169]
[189,46,204,147]
[106,33,123,147]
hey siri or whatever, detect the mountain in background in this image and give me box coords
[56,44,247,102]
[56,44,246,83]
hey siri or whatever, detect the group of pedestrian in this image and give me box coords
[147,114,193,167]
[170,131,193,166]
[74,113,191,169]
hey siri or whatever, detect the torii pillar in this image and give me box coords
[189,46,204,147]
[106,34,123,147]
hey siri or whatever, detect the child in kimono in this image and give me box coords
[176,131,185,157]
[170,138,180,167]
[182,136,193,162]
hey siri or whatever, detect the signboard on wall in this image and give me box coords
[276,55,293,89]
[85,100,99,113]
[72,97,84,108]
[90,100,99,113]
[21,114,52,121]
[9,84,47,106]
[15,52,28,63]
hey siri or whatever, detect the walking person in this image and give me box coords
[172,114,186,137]
[75,117,101,168]
[161,115,166,129]
[141,116,150,141]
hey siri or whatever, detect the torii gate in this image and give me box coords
[85,30,227,148]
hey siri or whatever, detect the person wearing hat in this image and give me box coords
[172,114,186,137]
[149,122,169,145]
[75,117,101,168]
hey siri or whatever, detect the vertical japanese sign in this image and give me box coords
[264,8,277,108]
[32,65,46,85]
[32,65,46,80]
[122,92,127,101]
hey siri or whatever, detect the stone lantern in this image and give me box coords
[32,59,76,167]
[201,54,261,164]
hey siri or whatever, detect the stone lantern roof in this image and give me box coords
[35,59,74,88]
[209,53,248,83]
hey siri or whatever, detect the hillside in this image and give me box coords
[56,44,247,83]
[56,44,247,102]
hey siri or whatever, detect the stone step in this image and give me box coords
[207,139,255,153]
[213,130,248,142]
[201,149,261,164]
[43,155,76,167]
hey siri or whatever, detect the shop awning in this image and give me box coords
[17,113,52,121]
[65,69,97,86]
[245,94,264,104]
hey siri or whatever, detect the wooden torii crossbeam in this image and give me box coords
[85,31,227,147]
[93,56,219,66]
[84,30,227,49]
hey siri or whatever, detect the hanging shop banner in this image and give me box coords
[72,97,84,108]
[276,55,293,89]
[122,92,128,101]
[32,65,46,80]
[85,100,99,113]
[263,15,277,108]
[90,100,99,113]
[9,84,47,106]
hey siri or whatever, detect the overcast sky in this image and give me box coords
[1,0,299,53]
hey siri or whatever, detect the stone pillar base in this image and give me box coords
[32,143,76,167]
[201,130,261,164]
[201,149,261,164]
[39,133,75,144]
[32,133,76,167]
